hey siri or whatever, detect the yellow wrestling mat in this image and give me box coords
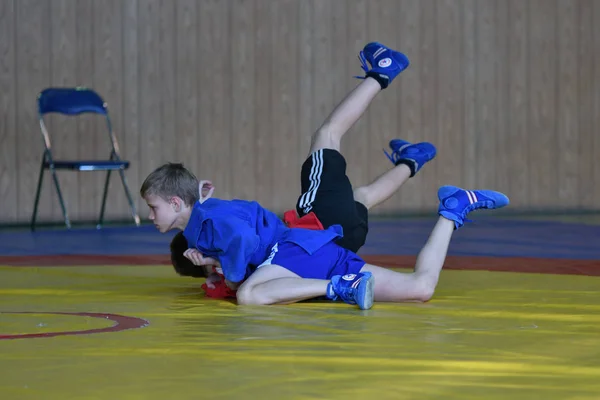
[1,265,600,400]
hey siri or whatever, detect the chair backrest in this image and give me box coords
[38,87,108,116]
[36,87,121,158]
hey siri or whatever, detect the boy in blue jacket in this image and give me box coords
[141,42,509,310]
[169,41,437,295]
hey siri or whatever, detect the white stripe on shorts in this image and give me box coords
[298,149,324,212]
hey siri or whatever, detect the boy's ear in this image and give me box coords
[170,196,184,212]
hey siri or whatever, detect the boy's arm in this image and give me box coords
[200,217,260,283]
[183,248,219,267]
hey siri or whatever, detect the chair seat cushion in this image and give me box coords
[45,160,130,171]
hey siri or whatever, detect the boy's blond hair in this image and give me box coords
[140,163,199,206]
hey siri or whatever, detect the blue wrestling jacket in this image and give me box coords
[182,198,343,282]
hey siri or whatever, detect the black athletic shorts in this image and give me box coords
[295,149,368,253]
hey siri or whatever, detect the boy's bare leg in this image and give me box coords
[236,219,453,306]
[360,217,455,302]
[353,164,412,210]
[308,42,409,155]
[240,187,509,307]
[236,264,329,305]
[309,78,381,154]
[300,44,414,216]
[237,263,375,310]
[361,185,510,302]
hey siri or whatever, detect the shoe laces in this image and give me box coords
[460,197,495,224]
[334,283,357,304]
[335,284,351,297]
[383,142,412,164]
[383,148,401,164]
[354,51,370,79]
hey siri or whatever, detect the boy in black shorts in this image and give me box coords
[176,42,507,309]
[172,41,436,296]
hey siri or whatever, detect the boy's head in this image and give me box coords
[140,163,199,233]
[170,232,209,278]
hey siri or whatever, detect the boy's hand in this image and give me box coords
[204,272,223,289]
[183,248,219,267]
[199,180,214,203]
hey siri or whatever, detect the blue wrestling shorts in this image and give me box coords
[258,241,366,280]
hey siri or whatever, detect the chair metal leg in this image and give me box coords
[50,167,71,229]
[97,170,113,228]
[30,158,46,231]
[118,169,141,226]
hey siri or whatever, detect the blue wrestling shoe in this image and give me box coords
[356,42,410,89]
[384,139,437,177]
[326,272,374,310]
[437,186,510,229]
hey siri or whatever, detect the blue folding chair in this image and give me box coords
[31,87,141,230]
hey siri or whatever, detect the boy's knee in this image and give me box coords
[235,285,254,305]
[310,126,341,153]
[236,285,268,306]
[413,278,436,302]
[353,186,372,210]
[415,286,435,302]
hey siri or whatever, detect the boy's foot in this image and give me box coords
[356,42,410,89]
[327,272,375,310]
[384,139,437,177]
[437,186,510,229]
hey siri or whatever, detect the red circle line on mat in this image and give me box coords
[0,311,149,340]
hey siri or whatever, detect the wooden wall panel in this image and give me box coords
[366,0,402,215]
[199,0,233,199]
[475,0,498,191]
[15,0,52,222]
[529,0,558,208]
[0,0,17,223]
[462,0,477,191]
[74,0,96,220]
[230,0,256,202]
[578,0,594,208]
[270,0,300,211]
[342,0,368,205]
[138,0,162,204]
[1,0,598,225]
[49,0,78,220]
[251,0,272,207]
[506,0,530,207]
[122,0,141,218]
[175,0,199,187]
[158,0,177,172]
[417,0,439,211]
[557,0,580,204]
[93,0,124,220]
[495,0,509,196]
[593,0,600,207]
[397,0,426,209]
[437,0,464,188]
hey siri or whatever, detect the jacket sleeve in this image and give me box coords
[202,217,260,283]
